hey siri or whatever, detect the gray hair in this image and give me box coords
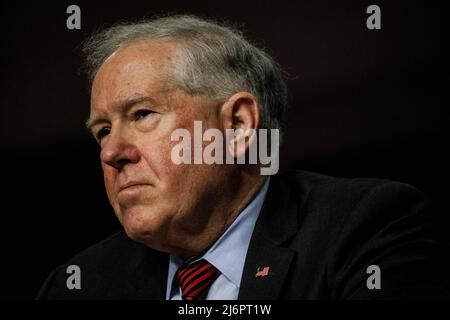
[82,14,288,133]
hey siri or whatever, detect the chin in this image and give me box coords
[121,205,167,245]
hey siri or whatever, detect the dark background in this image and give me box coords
[1,0,449,299]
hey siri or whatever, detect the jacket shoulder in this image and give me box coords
[67,231,138,265]
[36,231,164,299]
[277,170,428,210]
[276,171,445,299]
[277,170,431,245]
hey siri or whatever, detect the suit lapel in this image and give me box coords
[238,175,306,299]
[238,233,295,299]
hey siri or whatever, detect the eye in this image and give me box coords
[96,127,110,141]
[134,109,153,120]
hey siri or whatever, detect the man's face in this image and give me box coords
[89,41,227,254]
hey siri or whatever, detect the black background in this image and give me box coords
[1,0,449,299]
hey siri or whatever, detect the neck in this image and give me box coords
[171,168,266,260]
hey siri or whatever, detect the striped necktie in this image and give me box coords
[176,259,220,300]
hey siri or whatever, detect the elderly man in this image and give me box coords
[37,15,447,300]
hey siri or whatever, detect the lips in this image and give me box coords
[118,181,151,193]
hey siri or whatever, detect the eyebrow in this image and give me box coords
[85,94,159,131]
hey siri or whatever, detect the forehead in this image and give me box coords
[90,40,179,112]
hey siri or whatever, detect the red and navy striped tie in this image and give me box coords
[176,259,220,300]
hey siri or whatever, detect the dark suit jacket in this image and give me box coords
[37,171,449,299]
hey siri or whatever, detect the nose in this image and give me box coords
[100,127,140,171]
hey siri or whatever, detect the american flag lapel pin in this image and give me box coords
[255,266,270,277]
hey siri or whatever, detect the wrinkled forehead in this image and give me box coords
[90,40,181,108]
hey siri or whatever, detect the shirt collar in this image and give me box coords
[167,178,270,289]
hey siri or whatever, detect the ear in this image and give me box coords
[219,92,260,159]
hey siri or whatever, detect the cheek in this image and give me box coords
[140,110,213,194]
[102,165,117,202]
[140,131,197,198]
[145,138,188,180]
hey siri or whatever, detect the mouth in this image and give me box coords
[118,182,151,193]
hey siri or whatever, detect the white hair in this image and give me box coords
[82,14,288,133]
